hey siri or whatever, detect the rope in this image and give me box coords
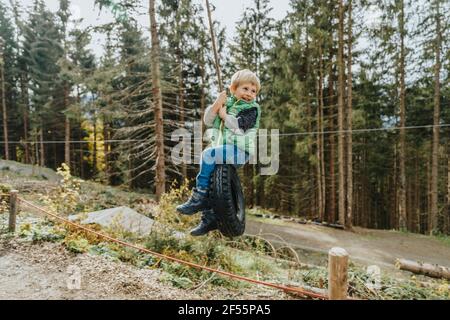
[17,197,330,300]
[1,123,450,145]
[205,0,223,92]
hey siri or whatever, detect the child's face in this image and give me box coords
[230,82,258,102]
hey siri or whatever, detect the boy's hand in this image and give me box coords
[219,106,228,120]
[214,91,228,111]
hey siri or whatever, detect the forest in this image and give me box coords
[0,0,449,235]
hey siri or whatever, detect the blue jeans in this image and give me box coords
[196,144,250,190]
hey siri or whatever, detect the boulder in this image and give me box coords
[69,206,184,239]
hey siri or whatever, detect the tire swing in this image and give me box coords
[205,0,246,237]
[210,165,246,237]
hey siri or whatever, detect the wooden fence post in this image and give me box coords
[9,190,18,233]
[328,247,349,300]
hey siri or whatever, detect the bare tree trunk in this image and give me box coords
[398,0,407,231]
[65,117,70,166]
[103,118,110,184]
[317,45,326,221]
[447,139,450,234]
[307,97,315,217]
[178,61,187,179]
[176,11,187,180]
[328,52,336,224]
[64,85,70,168]
[320,71,326,223]
[39,127,45,167]
[150,0,166,201]
[337,0,346,226]
[393,145,399,229]
[20,73,30,164]
[414,152,420,233]
[430,0,442,234]
[426,153,431,233]
[93,114,97,176]
[316,81,323,221]
[199,46,207,141]
[77,87,83,179]
[79,123,84,179]
[33,134,37,166]
[0,58,9,160]
[346,0,353,229]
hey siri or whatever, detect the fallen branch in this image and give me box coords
[396,259,450,280]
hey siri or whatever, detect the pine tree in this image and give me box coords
[0,1,17,161]
[22,0,64,167]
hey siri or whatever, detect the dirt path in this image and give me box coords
[0,240,279,300]
[0,240,202,300]
[246,217,450,274]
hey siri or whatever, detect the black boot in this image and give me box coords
[190,209,218,237]
[176,188,210,216]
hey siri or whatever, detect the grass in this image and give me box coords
[435,234,450,247]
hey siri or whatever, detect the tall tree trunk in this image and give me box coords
[0,58,9,160]
[316,81,323,221]
[426,152,431,233]
[20,72,30,164]
[393,145,399,229]
[93,114,97,176]
[79,121,84,179]
[178,60,187,179]
[65,117,70,166]
[337,0,346,226]
[150,0,166,201]
[447,139,450,234]
[103,118,110,184]
[430,0,442,234]
[64,85,70,168]
[307,97,315,217]
[346,0,353,229]
[199,46,207,142]
[398,0,407,231]
[414,152,420,233]
[32,133,37,166]
[305,35,315,217]
[328,52,336,224]
[39,127,45,167]
[320,70,326,223]
[176,11,187,180]
[317,45,325,221]
[77,87,83,179]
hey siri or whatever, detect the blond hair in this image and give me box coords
[230,69,261,93]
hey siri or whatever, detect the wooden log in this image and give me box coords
[328,247,349,300]
[396,258,450,280]
[9,190,18,233]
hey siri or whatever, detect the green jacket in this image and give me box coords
[210,95,261,156]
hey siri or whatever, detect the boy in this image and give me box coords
[176,69,261,236]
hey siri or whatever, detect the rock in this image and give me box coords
[68,207,184,239]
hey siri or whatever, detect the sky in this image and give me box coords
[16,0,292,57]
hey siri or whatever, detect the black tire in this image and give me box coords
[210,164,246,237]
